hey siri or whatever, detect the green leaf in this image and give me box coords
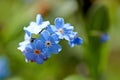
[84,5,110,80]
[86,5,109,32]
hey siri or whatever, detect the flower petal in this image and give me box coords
[18,41,30,52]
[41,30,50,40]
[40,21,50,29]
[54,18,64,29]
[25,52,35,61]
[74,37,83,45]
[35,40,44,50]
[51,34,60,43]
[64,26,74,31]
[47,25,57,34]
[36,14,43,25]
[35,55,44,64]
[24,30,31,40]
[49,44,62,54]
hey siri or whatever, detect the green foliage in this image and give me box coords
[86,5,109,32]
[85,5,110,80]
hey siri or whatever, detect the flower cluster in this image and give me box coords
[18,14,83,64]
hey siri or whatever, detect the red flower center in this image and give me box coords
[34,49,40,55]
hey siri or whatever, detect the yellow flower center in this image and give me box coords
[58,28,64,34]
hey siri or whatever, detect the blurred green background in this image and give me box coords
[0,0,120,80]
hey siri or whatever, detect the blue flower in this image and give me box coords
[47,25,60,43]
[101,33,109,43]
[24,40,49,64]
[0,57,9,79]
[40,30,62,54]
[69,32,83,47]
[24,14,50,35]
[47,18,74,41]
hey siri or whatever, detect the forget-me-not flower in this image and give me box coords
[40,30,62,54]
[69,32,83,47]
[24,39,50,64]
[24,14,50,35]
[48,18,74,41]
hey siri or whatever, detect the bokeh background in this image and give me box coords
[0,0,120,80]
